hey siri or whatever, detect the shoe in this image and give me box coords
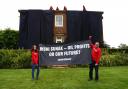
[95,79,98,81]
[88,79,93,81]
[36,77,38,80]
[32,78,34,80]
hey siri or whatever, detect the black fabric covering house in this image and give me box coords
[66,11,82,43]
[19,10,103,49]
[39,10,54,45]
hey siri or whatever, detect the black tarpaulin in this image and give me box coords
[67,11,82,43]
[40,10,54,44]
[19,10,103,49]
[27,10,41,48]
[19,10,28,48]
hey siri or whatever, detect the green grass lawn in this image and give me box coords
[0,66,128,89]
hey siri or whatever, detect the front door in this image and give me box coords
[55,36,64,43]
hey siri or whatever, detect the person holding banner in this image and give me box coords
[88,36,102,81]
[31,45,40,80]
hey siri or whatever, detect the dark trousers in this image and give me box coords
[89,61,99,80]
[32,64,40,80]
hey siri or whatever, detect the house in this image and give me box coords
[19,6,103,49]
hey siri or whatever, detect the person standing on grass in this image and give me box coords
[31,45,40,80]
[88,36,102,81]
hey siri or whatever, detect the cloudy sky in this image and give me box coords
[0,0,128,47]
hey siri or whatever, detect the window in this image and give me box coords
[55,15,63,27]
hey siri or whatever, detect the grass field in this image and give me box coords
[0,66,128,89]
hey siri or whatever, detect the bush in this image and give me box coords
[100,52,128,66]
[0,49,128,69]
[0,49,31,69]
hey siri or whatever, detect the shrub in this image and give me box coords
[100,52,128,66]
[0,49,128,69]
[0,49,31,69]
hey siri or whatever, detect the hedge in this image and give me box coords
[100,53,128,66]
[0,49,128,69]
[0,49,31,68]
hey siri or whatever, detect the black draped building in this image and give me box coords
[19,9,103,49]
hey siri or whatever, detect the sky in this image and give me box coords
[0,0,128,48]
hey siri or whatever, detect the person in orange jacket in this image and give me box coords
[88,36,102,81]
[31,45,40,80]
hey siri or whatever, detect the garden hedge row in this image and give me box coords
[0,49,128,68]
[0,49,31,68]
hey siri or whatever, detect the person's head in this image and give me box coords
[95,42,100,48]
[33,45,37,50]
[89,36,92,40]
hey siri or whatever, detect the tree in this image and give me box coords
[0,28,19,49]
[118,43,128,49]
[103,41,110,48]
[0,30,4,48]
